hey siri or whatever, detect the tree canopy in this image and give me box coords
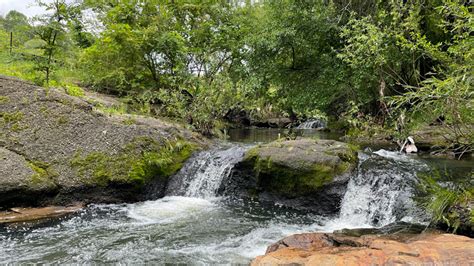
[0,0,472,146]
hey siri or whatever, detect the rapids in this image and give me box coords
[1,129,472,264]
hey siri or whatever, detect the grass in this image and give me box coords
[0,49,84,96]
[418,171,473,234]
[0,51,38,83]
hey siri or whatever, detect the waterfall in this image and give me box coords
[296,119,326,129]
[166,143,428,227]
[337,150,429,227]
[166,145,249,198]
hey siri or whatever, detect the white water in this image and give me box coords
[296,119,326,129]
[0,147,432,264]
[166,145,249,198]
[337,150,428,227]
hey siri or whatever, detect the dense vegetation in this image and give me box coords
[0,0,472,146]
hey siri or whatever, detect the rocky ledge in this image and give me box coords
[0,75,206,208]
[252,232,474,265]
[221,138,358,214]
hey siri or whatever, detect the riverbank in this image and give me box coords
[252,231,474,265]
[0,75,208,208]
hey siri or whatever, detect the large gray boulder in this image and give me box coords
[0,75,206,208]
[220,138,359,214]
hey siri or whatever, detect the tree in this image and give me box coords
[245,0,343,117]
[1,10,33,46]
[33,0,70,85]
[390,0,474,156]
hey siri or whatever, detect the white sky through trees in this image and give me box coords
[0,0,52,17]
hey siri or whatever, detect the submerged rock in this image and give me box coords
[0,75,206,208]
[221,138,358,214]
[252,232,474,265]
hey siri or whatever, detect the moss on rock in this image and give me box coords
[70,137,196,187]
[28,160,58,190]
[242,138,358,197]
[1,111,24,124]
[0,96,9,104]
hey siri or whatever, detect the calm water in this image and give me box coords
[226,128,341,143]
[1,128,472,264]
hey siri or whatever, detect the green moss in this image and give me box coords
[28,160,58,187]
[57,115,69,125]
[95,103,128,115]
[71,137,195,187]
[40,106,49,114]
[1,111,24,123]
[323,145,359,164]
[122,117,137,125]
[0,96,9,104]
[1,111,26,131]
[249,155,337,197]
[10,122,28,132]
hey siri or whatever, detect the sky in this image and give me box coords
[0,0,51,17]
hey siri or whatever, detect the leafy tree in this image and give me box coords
[390,0,473,155]
[1,10,33,46]
[245,0,344,118]
[33,0,71,85]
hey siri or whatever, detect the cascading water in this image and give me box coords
[296,119,326,129]
[2,140,450,264]
[165,145,249,198]
[168,144,427,228]
[335,149,429,228]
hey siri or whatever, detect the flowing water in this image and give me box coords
[296,119,327,129]
[1,130,473,264]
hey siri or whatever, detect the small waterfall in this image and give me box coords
[337,150,429,227]
[166,143,428,227]
[296,119,326,129]
[166,145,249,198]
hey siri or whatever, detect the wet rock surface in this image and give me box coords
[0,205,82,225]
[0,75,206,208]
[252,231,474,265]
[221,138,358,214]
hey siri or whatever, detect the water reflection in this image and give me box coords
[226,128,341,143]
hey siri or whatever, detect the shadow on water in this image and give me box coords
[226,128,342,144]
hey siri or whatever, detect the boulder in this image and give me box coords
[0,75,206,208]
[252,232,474,265]
[220,138,358,214]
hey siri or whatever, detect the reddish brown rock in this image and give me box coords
[252,232,474,266]
[0,204,83,224]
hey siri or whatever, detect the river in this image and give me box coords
[1,128,472,264]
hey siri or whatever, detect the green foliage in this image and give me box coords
[246,0,344,114]
[389,1,474,154]
[64,84,85,97]
[2,10,34,46]
[418,171,474,234]
[0,0,472,147]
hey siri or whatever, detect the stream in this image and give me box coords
[1,128,473,264]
